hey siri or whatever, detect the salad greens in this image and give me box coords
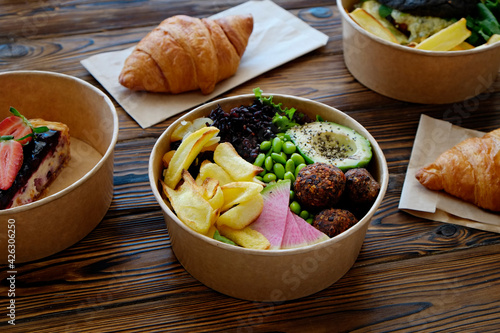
[466,0,500,45]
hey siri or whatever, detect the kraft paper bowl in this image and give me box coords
[338,0,500,104]
[0,71,118,263]
[149,94,389,301]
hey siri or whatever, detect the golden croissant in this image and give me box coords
[118,14,253,95]
[415,128,500,212]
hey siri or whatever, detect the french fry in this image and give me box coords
[218,224,270,250]
[361,0,408,44]
[213,142,264,182]
[217,194,264,229]
[349,8,398,44]
[220,182,264,212]
[487,34,500,45]
[415,18,471,51]
[164,126,219,188]
[170,120,193,142]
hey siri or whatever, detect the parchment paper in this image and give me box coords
[81,0,329,128]
[399,114,500,233]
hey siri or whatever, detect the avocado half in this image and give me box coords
[286,122,372,171]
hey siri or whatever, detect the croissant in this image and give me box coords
[415,128,500,211]
[118,14,253,95]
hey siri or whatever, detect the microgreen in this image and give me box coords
[253,87,300,132]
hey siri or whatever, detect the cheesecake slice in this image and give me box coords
[0,119,70,209]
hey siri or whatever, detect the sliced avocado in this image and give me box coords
[286,122,372,171]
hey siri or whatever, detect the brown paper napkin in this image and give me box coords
[81,0,329,128]
[399,114,500,233]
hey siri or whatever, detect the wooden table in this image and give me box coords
[2,1,500,331]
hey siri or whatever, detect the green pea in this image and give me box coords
[260,140,271,151]
[282,141,297,155]
[253,153,265,167]
[290,153,305,166]
[295,163,307,178]
[263,173,277,183]
[285,159,295,173]
[271,152,286,165]
[299,210,310,220]
[273,163,285,179]
[272,137,282,153]
[284,171,295,183]
[264,156,274,171]
[290,190,295,200]
[290,201,301,215]
[306,217,314,225]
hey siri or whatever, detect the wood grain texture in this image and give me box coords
[1,0,500,332]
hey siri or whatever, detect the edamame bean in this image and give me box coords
[253,153,265,167]
[255,176,263,182]
[290,153,305,166]
[271,152,286,165]
[282,141,296,155]
[273,163,285,179]
[299,210,310,220]
[284,171,295,183]
[283,134,292,141]
[263,173,277,183]
[260,140,271,151]
[290,190,295,200]
[264,156,274,171]
[272,137,282,153]
[290,201,301,215]
[295,163,307,178]
[285,159,295,173]
[306,217,314,224]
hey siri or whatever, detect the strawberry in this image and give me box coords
[0,115,33,145]
[0,140,24,190]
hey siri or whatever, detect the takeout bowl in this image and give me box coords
[0,71,118,263]
[337,0,500,104]
[149,94,389,301]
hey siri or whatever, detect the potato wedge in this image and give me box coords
[196,160,234,186]
[349,8,398,44]
[161,179,218,235]
[415,18,471,51]
[217,194,264,229]
[170,120,193,142]
[162,150,176,168]
[213,142,264,182]
[164,126,219,188]
[220,181,264,212]
[218,225,270,250]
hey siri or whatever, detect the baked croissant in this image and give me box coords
[118,14,253,95]
[415,128,500,211]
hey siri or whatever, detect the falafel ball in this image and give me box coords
[312,208,358,238]
[293,162,346,209]
[344,168,380,205]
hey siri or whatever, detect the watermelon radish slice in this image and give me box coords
[281,209,307,249]
[294,214,329,245]
[250,179,291,250]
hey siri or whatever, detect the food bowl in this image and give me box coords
[337,0,500,104]
[149,94,389,301]
[0,71,118,263]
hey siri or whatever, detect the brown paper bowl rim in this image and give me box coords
[149,93,389,257]
[337,0,500,57]
[0,70,119,215]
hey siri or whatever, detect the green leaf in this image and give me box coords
[33,126,49,133]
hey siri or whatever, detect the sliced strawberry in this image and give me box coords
[0,140,24,190]
[0,116,33,145]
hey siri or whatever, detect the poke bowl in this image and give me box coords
[0,71,118,263]
[149,93,389,301]
[337,0,500,104]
